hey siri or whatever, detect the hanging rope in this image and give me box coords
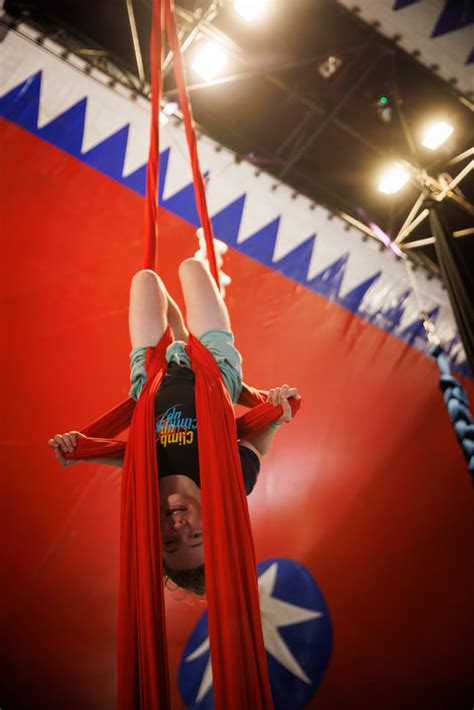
[431,345,474,484]
[404,261,474,485]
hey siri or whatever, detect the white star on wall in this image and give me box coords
[185,562,323,704]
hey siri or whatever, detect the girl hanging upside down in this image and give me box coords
[48,255,300,595]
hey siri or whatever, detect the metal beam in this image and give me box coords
[453,227,474,238]
[162,2,219,80]
[394,194,426,244]
[279,53,384,178]
[162,50,368,97]
[125,0,145,88]
[403,237,436,249]
[448,146,474,166]
[171,4,386,158]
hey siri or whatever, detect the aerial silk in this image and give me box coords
[62,0,302,707]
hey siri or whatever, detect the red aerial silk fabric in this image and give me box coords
[164,0,220,286]
[143,0,163,270]
[61,0,302,707]
[65,331,301,710]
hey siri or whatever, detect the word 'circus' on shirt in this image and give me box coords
[154,362,260,494]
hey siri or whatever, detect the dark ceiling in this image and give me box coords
[5,0,474,278]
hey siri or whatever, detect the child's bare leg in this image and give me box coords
[178,258,231,337]
[129,269,188,348]
[129,269,169,348]
[166,292,189,342]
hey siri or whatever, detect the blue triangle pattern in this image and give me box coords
[442,334,471,377]
[431,0,474,38]
[122,163,147,195]
[121,147,174,199]
[398,306,440,346]
[1,72,469,375]
[275,235,315,283]
[340,271,381,312]
[369,289,410,334]
[238,217,280,264]
[211,195,246,247]
[161,179,200,227]
[37,98,86,156]
[158,147,170,203]
[0,71,41,131]
[306,253,349,300]
[82,125,129,180]
[443,334,461,361]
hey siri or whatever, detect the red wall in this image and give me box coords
[1,118,473,709]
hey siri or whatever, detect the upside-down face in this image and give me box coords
[160,492,204,570]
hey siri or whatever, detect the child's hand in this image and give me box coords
[266,385,301,423]
[48,431,86,466]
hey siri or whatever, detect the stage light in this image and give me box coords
[163,101,178,115]
[234,0,269,22]
[318,55,343,80]
[192,42,228,81]
[422,120,454,150]
[378,163,410,195]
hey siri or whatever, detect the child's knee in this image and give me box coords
[131,268,156,283]
[178,257,206,278]
[130,269,167,298]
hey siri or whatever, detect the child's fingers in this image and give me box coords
[279,398,292,422]
[278,385,289,403]
[54,448,67,466]
[52,434,68,453]
[62,433,75,452]
[267,388,277,407]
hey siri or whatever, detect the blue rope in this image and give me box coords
[431,344,474,482]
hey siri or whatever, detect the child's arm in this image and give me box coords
[48,431,125,468]
[240,385,300,457]
[77,455,125,467]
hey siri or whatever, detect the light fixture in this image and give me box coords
[318,55,343,80]
[378,163,410,195]
[234,0,269,22]
[192,42,228,81]
[421,120,454,150]
[162,101,178,115]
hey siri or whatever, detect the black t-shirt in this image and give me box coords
[154,361,260,495]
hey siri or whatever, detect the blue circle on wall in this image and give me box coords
[178,558,333,710]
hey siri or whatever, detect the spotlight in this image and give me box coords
[318,55,343,80]
[378,163,410,195]
[421,120,454,150]
[162,101,178,115]
[192,42,228,81]
[234,0,269,22]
